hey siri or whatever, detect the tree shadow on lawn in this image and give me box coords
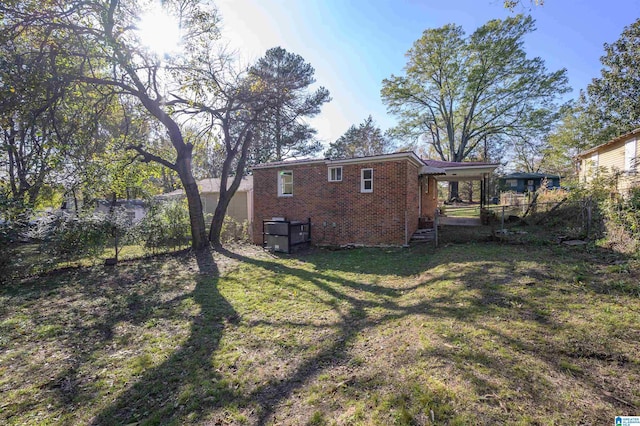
[218,243,638,424]
[89,247,241,425]
[214,247,511,423]
[20,242,635,424]
[0,248,239,425]
[300,245,438,277]
[2,255,190,398]
[419,251,639,418]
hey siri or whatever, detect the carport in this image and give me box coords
[423,160,500,209]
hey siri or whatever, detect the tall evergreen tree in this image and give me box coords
[249,47,330,163]
[324,115,394,159]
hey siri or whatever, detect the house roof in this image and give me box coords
[161,176,253,198]
[251,151,447,175]
[197,176,253,193]
[423,159,498,168]
[500,172,560,180]
[96,199,147,207]
[577,127,640,158]
[250,157,326,169]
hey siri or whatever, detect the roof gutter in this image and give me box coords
[577,127,640,158]
[252,151,428,170]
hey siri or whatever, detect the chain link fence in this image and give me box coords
[482,197,604,239]
[437,194,611,246]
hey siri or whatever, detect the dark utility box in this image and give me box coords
[263,219,311,253]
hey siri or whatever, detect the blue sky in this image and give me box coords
[216,0,639,149]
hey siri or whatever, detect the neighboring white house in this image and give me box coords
[161,176,253,224]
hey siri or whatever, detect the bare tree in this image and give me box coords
[1,0,255,249]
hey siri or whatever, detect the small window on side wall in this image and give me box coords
[328,166,342,182]
[361,168,373,193]
[278,170,293,196]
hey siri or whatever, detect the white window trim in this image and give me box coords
[328,166,342,182]
[361,168,373,193]
[625,138,637,172]
[278,170,293,197]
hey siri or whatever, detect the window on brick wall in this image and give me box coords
[361,168,373,193]
[278,170,293,196]
[328,166,342,182]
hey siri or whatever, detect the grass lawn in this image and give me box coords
[443,205,481,218]
[1,241,639,425]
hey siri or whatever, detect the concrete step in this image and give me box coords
[437,216,482,226]
[410,228,436,243]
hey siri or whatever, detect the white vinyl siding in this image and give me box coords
[278,170,293,196]
[361,168,373,193]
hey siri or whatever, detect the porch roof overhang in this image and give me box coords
[419,165,446,176]
[424,160,500,182]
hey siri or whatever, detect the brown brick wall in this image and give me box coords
[406,162,420,242]
[252,160,418,246]
[420,176,439,219]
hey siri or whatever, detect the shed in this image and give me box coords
[161,176,253,224]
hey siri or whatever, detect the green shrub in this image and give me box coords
[37,213,113,264]
[567,180,640,254]
[601,187,640,254]
[220,216,249,243]
[136,199,190,252]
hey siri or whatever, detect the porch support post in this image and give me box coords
[480,176,485,209]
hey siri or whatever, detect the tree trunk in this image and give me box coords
[137,93,208,251]
[72,188,79,213]
[209,201,226,248]
[209,129,254,247]
[175,153,207,251]
[449,181,459,201]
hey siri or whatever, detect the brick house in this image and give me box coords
[251,152,446,247]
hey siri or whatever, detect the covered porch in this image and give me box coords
[426,160,500,208]
[426,160,499,226]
